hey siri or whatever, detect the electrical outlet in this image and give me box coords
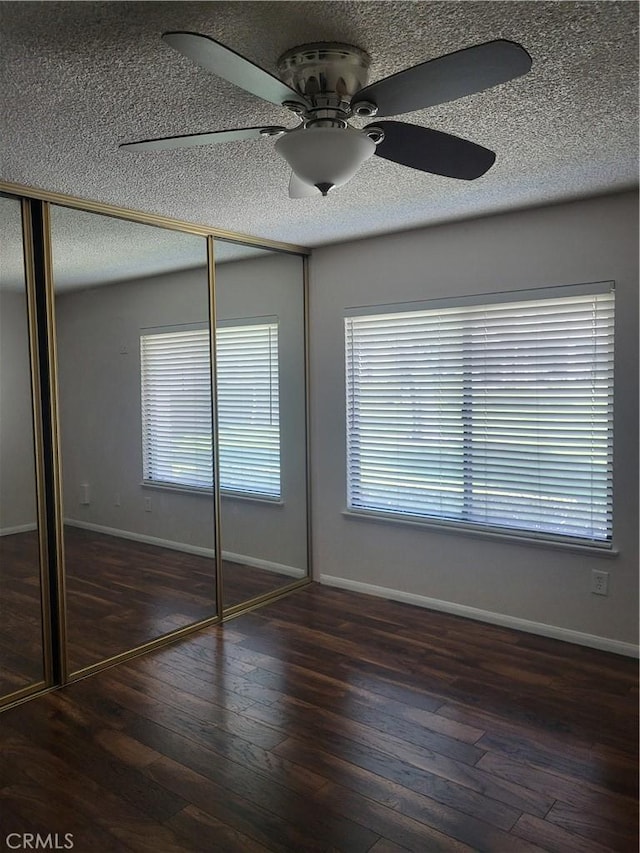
[144,497,152,512]
[591,570,609,596]
[114,493,121,507]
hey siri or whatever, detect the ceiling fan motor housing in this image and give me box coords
[278,42,373,116]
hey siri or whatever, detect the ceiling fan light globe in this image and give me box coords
[275,126,375,188]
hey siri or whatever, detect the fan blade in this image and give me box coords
[162,31,309,108]
[119,126,285,151]
[289,173,321,198]
[354,40,531,117]
[369,121,496,180]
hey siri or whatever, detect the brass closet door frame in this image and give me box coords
[0,194,54,708]
[0,180,311,711]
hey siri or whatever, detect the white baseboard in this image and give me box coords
[319,574,639,658]
[65,518,216,558]
[64,518,305,578]
[222,550,305,579]
[0,522,38,537]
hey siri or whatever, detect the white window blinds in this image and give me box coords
[141,327,213,489]
[141,319,280,498]
[345,285,614,545]
[216,320,280,498]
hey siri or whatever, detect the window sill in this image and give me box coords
[142,481,212,497]
[342,509,619,558]
[222,491,283,506]
[141,481,283,506]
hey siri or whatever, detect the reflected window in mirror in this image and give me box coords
[217,318,280,500]
[141,317,281,500]
[141,324,213,491]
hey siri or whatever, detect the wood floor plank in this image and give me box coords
[475,729,638,798]
[442,675,638,748]
[145,754,378,853]
[438,698,638,772]
[107,658,258,715]
[544,797,639,851]
[0,785,135,853]
[223,627,448,712]
[246,700,519,831]
[104,686,333,802]
[0,731,189,852]
[235,620,455,712]
[239,614,459,689]
[314,780,546,853]
[511,812,626,853]
[246,693,487,777]
[368,840,414,853]
[2,702,189,823]
[475,749,638,816]
[98,673,287,753]
[166,804,276,853]
[161,635,258,675]
[320,614,558,690]
[105,665,280,723]
[313,783,479,853]
[245,664,485,759]
[230,640,485,743]
[274,733,555,819]
[0,530,45,694]
[122,654,262,711]
[0,796,60,844]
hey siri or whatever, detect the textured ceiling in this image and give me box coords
[0,197,275,291]
[0,1,638,251]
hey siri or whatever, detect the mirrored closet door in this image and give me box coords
[213,240,309,612]
[0,179,311,697]
[0,194,48,700]
[49,205,219,675]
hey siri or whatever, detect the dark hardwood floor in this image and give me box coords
[0,530,44,694]
[0,527,297,685]
[0,583,637,852]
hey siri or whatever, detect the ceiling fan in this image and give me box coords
[121,32,532,198]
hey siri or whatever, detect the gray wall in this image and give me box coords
[56,252,307,570]
[0,290,37,532]
[309,191,639,650]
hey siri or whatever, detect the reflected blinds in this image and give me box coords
[141,328,213,489]
[141,320,280,497]
[216,320,280,498]
[345,286,614,544]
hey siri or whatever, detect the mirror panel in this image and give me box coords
[214,240,308,610]
[50,206,218,674]
[0,195,46,696]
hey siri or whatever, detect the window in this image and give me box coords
[345,284,614,545]
[141,326,213,490]
[216,319,280,498]
[141,319,280,498]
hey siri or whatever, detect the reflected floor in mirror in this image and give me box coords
[64,527,218,672]
[0,532,44,694]
[1,527,297,674]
